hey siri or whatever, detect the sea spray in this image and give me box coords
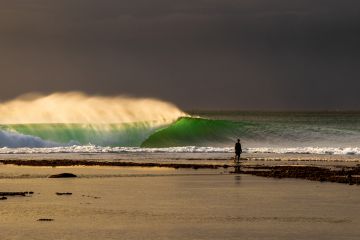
[0,92,186,124]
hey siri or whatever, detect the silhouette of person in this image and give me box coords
[235,139,242,162]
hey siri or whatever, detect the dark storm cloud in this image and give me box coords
[0,0,360,110]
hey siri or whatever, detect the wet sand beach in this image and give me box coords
[1,167,360,240]
[0,153,359,239]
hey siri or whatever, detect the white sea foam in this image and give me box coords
[0,130,58,148]
[248,147,360,155]
[0,145,360,155]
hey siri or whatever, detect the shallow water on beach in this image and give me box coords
[1,151,360,168]
[0,171,359,240]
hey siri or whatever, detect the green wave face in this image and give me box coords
[141,117,250,147]
[1,123,159,147]
[0,117,255,147]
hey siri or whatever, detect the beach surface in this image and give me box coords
[1,153,360,240]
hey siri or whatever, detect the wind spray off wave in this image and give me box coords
[0,92,186,124]
[0,92,187,147]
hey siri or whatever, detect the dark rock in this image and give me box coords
[37,218,54,222]
[82,194,101,199]
[0,192,33,197]
[49,173,77,178]
[56,192,72,195]
[240,165,360,185]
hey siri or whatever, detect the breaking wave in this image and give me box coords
[0,111,359,156]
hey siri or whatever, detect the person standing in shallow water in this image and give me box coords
[235,139,242,162]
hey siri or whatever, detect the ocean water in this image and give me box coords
[0,111,360,156]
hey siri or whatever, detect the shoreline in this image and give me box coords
[1,158,359,185]
[0,159,224,169]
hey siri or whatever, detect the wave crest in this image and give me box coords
[0,92,186,124]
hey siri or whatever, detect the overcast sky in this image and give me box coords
[1,0,359,110]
